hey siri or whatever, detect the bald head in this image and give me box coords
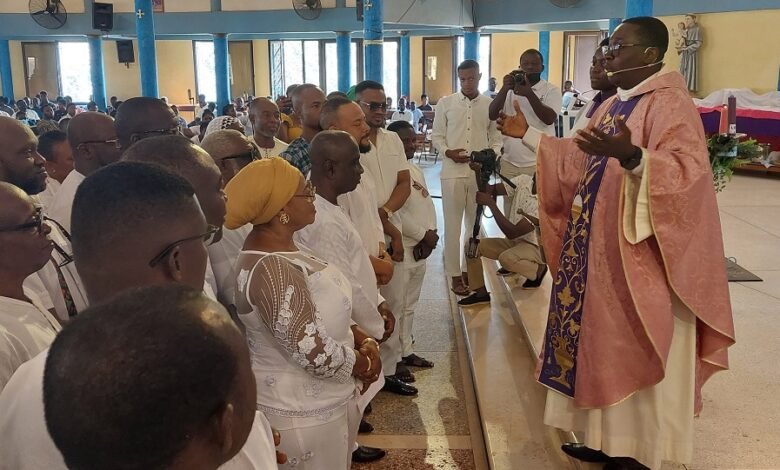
[0,182,53,278]
[309,130,363,197]
[67,112,121,176]
[248,97,281,139]
[0,117,47,195]
[122,135,226,234]
[115,97,178,152]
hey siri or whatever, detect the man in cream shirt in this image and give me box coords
[432,60,502,296]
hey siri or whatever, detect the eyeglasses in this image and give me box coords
[78,138,120,149]
[0,206,44,234]
[148,224,221,268]
[292,180,316,202]
[601,43,656,57]
[133,127,181,139]
[359,101,388,112]
[220,146,259,166]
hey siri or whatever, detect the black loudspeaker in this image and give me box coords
[117,40,135,64]
[93,2,113,31]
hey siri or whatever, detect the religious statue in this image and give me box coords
[677,14,702,92]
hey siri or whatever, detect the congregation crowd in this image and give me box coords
[0,16,735,470]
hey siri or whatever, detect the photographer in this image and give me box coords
[458,164,547,307]
[488,49,561,212]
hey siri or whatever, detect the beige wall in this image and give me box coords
[156,40,196,104]
[490,32,539,81]
[548,31,564,90]
[658,9,780,96]
[410,36,423,102]
[253,40,271,98]
[103,40,141,100]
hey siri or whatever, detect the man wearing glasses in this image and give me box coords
[0,183,61,390]
[497,17,734,470]
[115,96,182,153]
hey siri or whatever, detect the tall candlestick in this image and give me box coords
[727,94,737,135]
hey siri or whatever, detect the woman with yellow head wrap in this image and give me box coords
[227,157,380,469]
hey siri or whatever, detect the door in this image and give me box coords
[229,41,255,98]
[23,42,60,98]
[423,37,455,104]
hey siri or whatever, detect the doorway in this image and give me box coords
[422,37,455,104]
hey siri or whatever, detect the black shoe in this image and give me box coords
[395,363,416,383]
[561,443,610,463]
[352,445,386,463]
[382,375,418,396]
[358,418,374,434]
[496,267,513,276]
[603,457,651,470]
[522,265,548,288]
[458,291,491,306]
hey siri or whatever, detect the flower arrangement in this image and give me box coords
[707,134,761,192]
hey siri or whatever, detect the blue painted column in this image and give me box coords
[539,31,550,81]
[214,33,230,115]
[0,40,14,102]
[463,28,480,62]
[625,0,652,18]
[336,31,351,93]
[87,35,107,111]
[363,0,383,83]
[135,0,158,97]
[609,18,622,34]
[399,32,410,98]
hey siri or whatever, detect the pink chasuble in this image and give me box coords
[535,71,735,413]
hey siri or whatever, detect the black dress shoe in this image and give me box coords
[522,265,548,288]
[382,375,418,396]
[561,443,610,463]
[358,418,374,434]
[457,291,491,306]
[603,457,651,470]
[352,445,386,463]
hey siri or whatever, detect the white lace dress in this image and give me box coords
[235,250,360,470]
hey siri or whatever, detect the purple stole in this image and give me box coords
[538,96,643,398]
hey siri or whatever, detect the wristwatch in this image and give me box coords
[381,205,394,219]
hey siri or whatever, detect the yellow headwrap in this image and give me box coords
[224,157,302,229]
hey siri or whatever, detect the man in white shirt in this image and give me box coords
[458,172,546,306]
[489,49,561,210]
[432,60,502,296]
[196,93,209,119]
[15,100,40,122]
[409,102,424,132]
[390,98,414,124]
[295,131,390,464]
[43,285,259,470]
[355,82,419,389]
[0,162,279,470]
[0,183,61,391]
[248,97,288,158]
[483,77,498,99]
[35,130,73,209]
[387,120,438,369]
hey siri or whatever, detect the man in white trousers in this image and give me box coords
[432,60,502,296]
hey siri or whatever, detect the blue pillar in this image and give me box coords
[463,28,480,62]
[539,31,550,82]
[399,32,410,98]
[88,35,107,111]
[0,40,13,103]
[608,18,622,35]
[363,0,383,83]
[135,0,158,97]
[336,32,351,93]
[214,33,230,116]
[625,0,652,18]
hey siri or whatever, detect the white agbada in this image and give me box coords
[235,250,360,470]
[35,177,61,210]
[208,225,252,304]
[360,128,410,232]
[295,195,385,340]
[251,136,289,159]
[46,170,85,232]
[336,178,385,259]
[0,290,60,390]
[0,351,279,470]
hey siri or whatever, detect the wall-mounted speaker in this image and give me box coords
[117,40,135,64]
[93,2,113,31]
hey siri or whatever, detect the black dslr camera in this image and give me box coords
[510,70,527,87]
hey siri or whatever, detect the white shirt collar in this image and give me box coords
[617,70,665,101]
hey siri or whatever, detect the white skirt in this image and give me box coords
[543,296,697,470]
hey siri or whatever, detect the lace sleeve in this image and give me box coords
[246,254,356,383]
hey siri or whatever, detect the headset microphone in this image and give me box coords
[606,61,664,77]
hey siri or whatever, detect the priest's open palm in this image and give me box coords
[497,100,529,139]
[574,117,636,161]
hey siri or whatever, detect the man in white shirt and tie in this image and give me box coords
[391,98,414,125]
[432,60,502,296]
[489,49,561,212]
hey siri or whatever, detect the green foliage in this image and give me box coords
[708,134,759,192]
